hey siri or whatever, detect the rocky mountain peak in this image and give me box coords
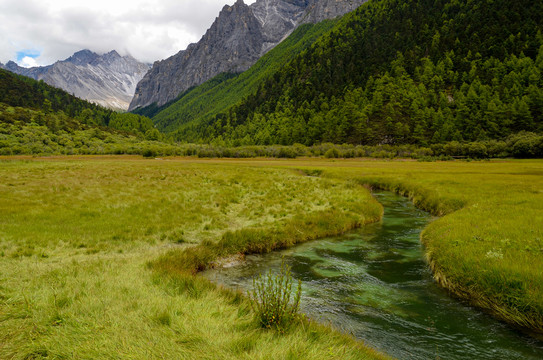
[4,60,19,71]
[130,0,264,111]
[107,50,121,57]
[99,50,122,63]
[66,49,100,66]
[3,50,150,110]
[129,0,368,111]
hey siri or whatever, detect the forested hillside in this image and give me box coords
[139,20,338,133]
[0,68,111,122]
[0,69,171,155]
[172,0,542,147]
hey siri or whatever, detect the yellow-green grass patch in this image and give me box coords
[208,158,543,333]
[0,156,386,359]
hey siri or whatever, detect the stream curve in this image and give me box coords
[204,192,543,359]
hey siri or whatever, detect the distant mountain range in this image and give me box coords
[1,50,150,110]
[128,0,367,111]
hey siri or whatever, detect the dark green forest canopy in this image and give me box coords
[170,0,542,146]
[0,68,112,124]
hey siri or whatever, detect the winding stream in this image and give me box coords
[204,192,543,359]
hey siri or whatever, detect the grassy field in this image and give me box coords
[1,156,542,359]
[0,156,386,360]
[197,157,543,334]
[324,160,543,334]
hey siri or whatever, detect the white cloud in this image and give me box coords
[0,0,257,66]
[19,56,38,67]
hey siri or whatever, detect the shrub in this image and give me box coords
[467,142,488,159]
[142,148,157,158]
[277,146,297,158]
[324,147,339,158]
[508,132,543,158]
[249,259,302,331]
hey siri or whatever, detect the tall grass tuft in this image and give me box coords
[250,259,302,332]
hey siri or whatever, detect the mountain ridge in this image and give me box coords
[143,20,337,134]
[1,50,150,110]
[128,0,367,111]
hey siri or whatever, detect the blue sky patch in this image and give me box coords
[16,49,41,62]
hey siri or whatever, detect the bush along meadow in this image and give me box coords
[190,134,543,160]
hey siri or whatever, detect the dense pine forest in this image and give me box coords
[0,68,111,122]
[162,0,542,155]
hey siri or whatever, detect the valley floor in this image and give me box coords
[0,156,541,359]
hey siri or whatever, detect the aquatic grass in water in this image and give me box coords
[338,163,543,332]
[200,157,543,335]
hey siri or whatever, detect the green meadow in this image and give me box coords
[0,156,386,359]
[324,159,543,333]
[221,158,543,333]
[1,156,542,359]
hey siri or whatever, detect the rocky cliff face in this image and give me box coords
[251,0,309,54]
[129,0,367,111]
[131,0,264,110]
[303,0,368,23]
[3,50,150,110]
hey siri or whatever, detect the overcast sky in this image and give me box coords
[0,0,257,67]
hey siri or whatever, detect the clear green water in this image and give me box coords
[204,192,543,359]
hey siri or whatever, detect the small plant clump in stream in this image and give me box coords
[250,259,302,332]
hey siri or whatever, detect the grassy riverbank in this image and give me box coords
[206,158,543,334]
[1,156,541,359]
[0,156,386,359]
[326,160,543,333]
